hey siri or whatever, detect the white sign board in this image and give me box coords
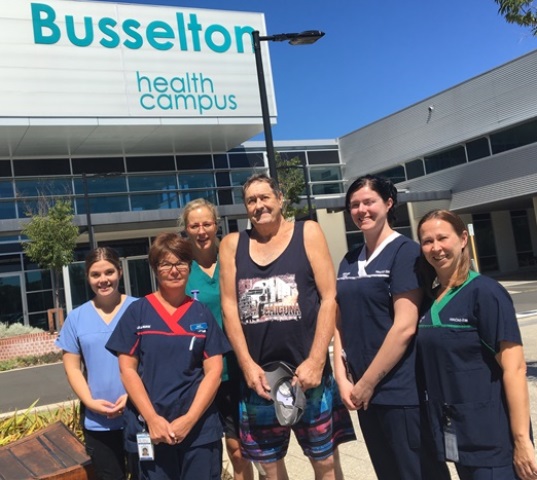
[0,0,273,118]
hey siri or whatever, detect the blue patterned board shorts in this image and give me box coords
[238,374,356,463]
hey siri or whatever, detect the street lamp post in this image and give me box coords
[82,172,97,250]
[252,30,325,184]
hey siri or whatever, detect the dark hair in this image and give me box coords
[148,232,193,273]
[85,247,121,276]
[345,175,398,225]
[242,173,282,201]
[417,209,471,297]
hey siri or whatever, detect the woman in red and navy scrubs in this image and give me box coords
[106,233,230,480]
[417,209,537,480]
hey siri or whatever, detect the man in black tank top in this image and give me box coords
[220,174,355,479]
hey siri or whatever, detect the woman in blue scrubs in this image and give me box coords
[180,199,255,480]
[56,247,137,480]
[417,209,537,480]
[334,175,428,479]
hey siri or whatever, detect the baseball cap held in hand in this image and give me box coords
[263,361,306,426]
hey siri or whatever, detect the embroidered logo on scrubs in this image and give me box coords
[190,323,208,333]
[449,317,469,324]
[137,324,152,330]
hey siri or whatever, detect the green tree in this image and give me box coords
[21,198,79,324]
[495,0,537,34]
[276,154,314,220]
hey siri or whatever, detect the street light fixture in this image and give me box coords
[252,30,325,185]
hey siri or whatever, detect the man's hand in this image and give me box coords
[244,361,272,400]
[294,357,323,391]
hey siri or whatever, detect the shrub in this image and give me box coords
[0,322,44,339]
[0,352,62,372]
[0,400,82,447]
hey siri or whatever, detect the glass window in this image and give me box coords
[466,137,490,161]
[29,312,49,330]
[0,160,12,177]
[0,254,22,273]
[0,181,14,198]
[27,290,54,313]
[0,201,16,219]
[68,262,91,309]
[472,213,498,272]
[176,155,213,170]
[72,157,125,174]
[425,146,466,174]
[74,176,127,195]
[217,189,233,205]
[214,154,228,169]
[181,190,217,205]
[374,166,406,183]
[76,195,130,214]
[25,270,52,292]
[230,171,252,188]
[130,192,180,211]
[405,159,425,180]
[490,118,537,154]
[306,150,340,165]
[510,210,535,267]
[309,166,342,183]
[278,151,306,165]
[229,153,264,168]
[178,173,215,191]
[15,178,73,198]
[128,175,177,192]
[216,172,230,187]
[312,183,343,195]
[126,155,175,172]
[13,158,71,177]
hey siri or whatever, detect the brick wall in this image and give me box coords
[0,332,61,362]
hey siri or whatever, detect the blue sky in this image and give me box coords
[95,0,536,141]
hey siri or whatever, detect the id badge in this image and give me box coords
[136,432,154,461]
[443,422,459,462]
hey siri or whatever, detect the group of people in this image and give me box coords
[55,172,537,480]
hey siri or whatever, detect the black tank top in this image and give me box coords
[235,222,329,371]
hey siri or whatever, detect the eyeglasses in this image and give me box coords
[157,261,189,273]
[187,222,216,231]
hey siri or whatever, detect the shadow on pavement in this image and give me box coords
[527,362,537,381]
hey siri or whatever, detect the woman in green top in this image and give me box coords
[180,199,255,480]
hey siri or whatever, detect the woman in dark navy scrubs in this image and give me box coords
[106,233,230,480]
[417,209,537,480]
[334,175,429,479]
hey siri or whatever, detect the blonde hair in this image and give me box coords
[178,198,220,233]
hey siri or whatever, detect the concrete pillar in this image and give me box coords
[316,209,347,271]
[407,199,451,241]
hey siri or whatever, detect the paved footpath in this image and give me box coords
[223,313,537,479]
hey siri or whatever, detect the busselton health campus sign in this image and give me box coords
[0,0,273,118]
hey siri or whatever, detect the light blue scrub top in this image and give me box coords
[55,296,137,430]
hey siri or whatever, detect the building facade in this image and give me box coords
[339,49,537,276]
[1,0,536,329]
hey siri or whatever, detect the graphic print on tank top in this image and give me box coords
[237,274,302,324]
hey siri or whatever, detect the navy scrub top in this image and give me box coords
[337,233,421,406]
[417,271,523,467]
[106,294,231,452]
